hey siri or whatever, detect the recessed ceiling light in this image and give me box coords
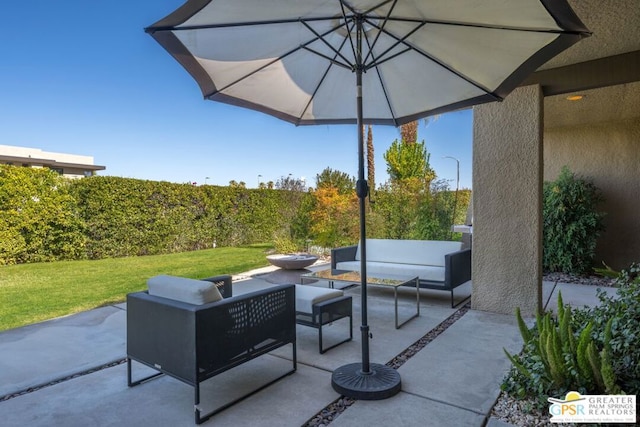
[566,95,584,101]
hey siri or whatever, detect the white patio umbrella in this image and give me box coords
[146,0,589,400]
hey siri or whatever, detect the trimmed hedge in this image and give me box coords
[1,165,472,265]
[0,166,309,264]
[0,166,86,264]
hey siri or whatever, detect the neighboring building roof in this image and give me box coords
[0,144,106,173]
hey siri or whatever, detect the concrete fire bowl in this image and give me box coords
[266,254,318,270]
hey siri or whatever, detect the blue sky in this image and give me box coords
[2,1,472,189]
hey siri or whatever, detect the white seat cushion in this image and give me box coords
[147,275,223,305]
[294,285,344,314]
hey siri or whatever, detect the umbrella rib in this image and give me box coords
[147,9,586,38]
[361,27,399,126]
[301,46,352,70]
[360,15,582,98]
[363,20,426,69]
[298,34,352,125]
[366,46,411,71]
[204,18,355,98]
[361,0,396,15]
[300,20,355,70]
[339,0,358,69]
[362,0,398,66]
[368,24,499,99]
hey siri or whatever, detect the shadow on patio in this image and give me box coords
[0,263,611,426]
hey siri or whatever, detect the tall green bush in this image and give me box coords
[416,180,471,241]
[543,166,605,274]
[369,179,471,241]
[371,180,424,239]
[0,165,86,264]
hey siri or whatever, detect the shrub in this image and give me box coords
[309,186,359,248]
[543,166,605,275]
[572,263,640,395]
[0,165,86,264]
[503,263,640,408]
[503,293,619,409]
[370,179,471,241]
[272,232,300,254]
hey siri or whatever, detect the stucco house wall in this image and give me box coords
[472,85,543,316]
[544,118,640,270]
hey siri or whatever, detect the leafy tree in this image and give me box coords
[416,180,471,240]
[289,192,316,247]
[275,175,306,192]
[272,175,312,250]
[310,186,359,248]
[369,177,471,241]
[315,168,355,195]
[373,120,451,239]
[371,180,422,239]
[383,139,436,185]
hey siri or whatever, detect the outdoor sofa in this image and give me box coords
[126,275,296,424]
[331,239,471,307]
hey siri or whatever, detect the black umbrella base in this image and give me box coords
[331,363,401,400]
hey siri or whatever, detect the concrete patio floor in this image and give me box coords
[0,263,614,427]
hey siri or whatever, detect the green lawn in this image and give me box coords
[0,245,272,331]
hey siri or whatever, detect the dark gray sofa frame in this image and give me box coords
[127,280,296,424]
[331,245,471,308]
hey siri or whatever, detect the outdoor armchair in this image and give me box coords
[201,274,233,299]
[127,276,296,424]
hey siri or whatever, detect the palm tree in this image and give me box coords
[400,121,418,144]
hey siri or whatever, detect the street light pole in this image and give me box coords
[257,174,262,187]
[443,156,460,239]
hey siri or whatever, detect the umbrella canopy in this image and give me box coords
[147,0,589,126]
[146,0,589,400]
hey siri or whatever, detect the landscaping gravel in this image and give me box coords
[543,272,616,287]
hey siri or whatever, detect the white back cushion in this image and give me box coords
[147,275,223,305]
[355,239,462,266]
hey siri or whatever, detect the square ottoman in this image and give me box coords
[295,285,353,354]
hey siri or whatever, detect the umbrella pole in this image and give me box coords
[356,49,370,376]
[331,15,401,400]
